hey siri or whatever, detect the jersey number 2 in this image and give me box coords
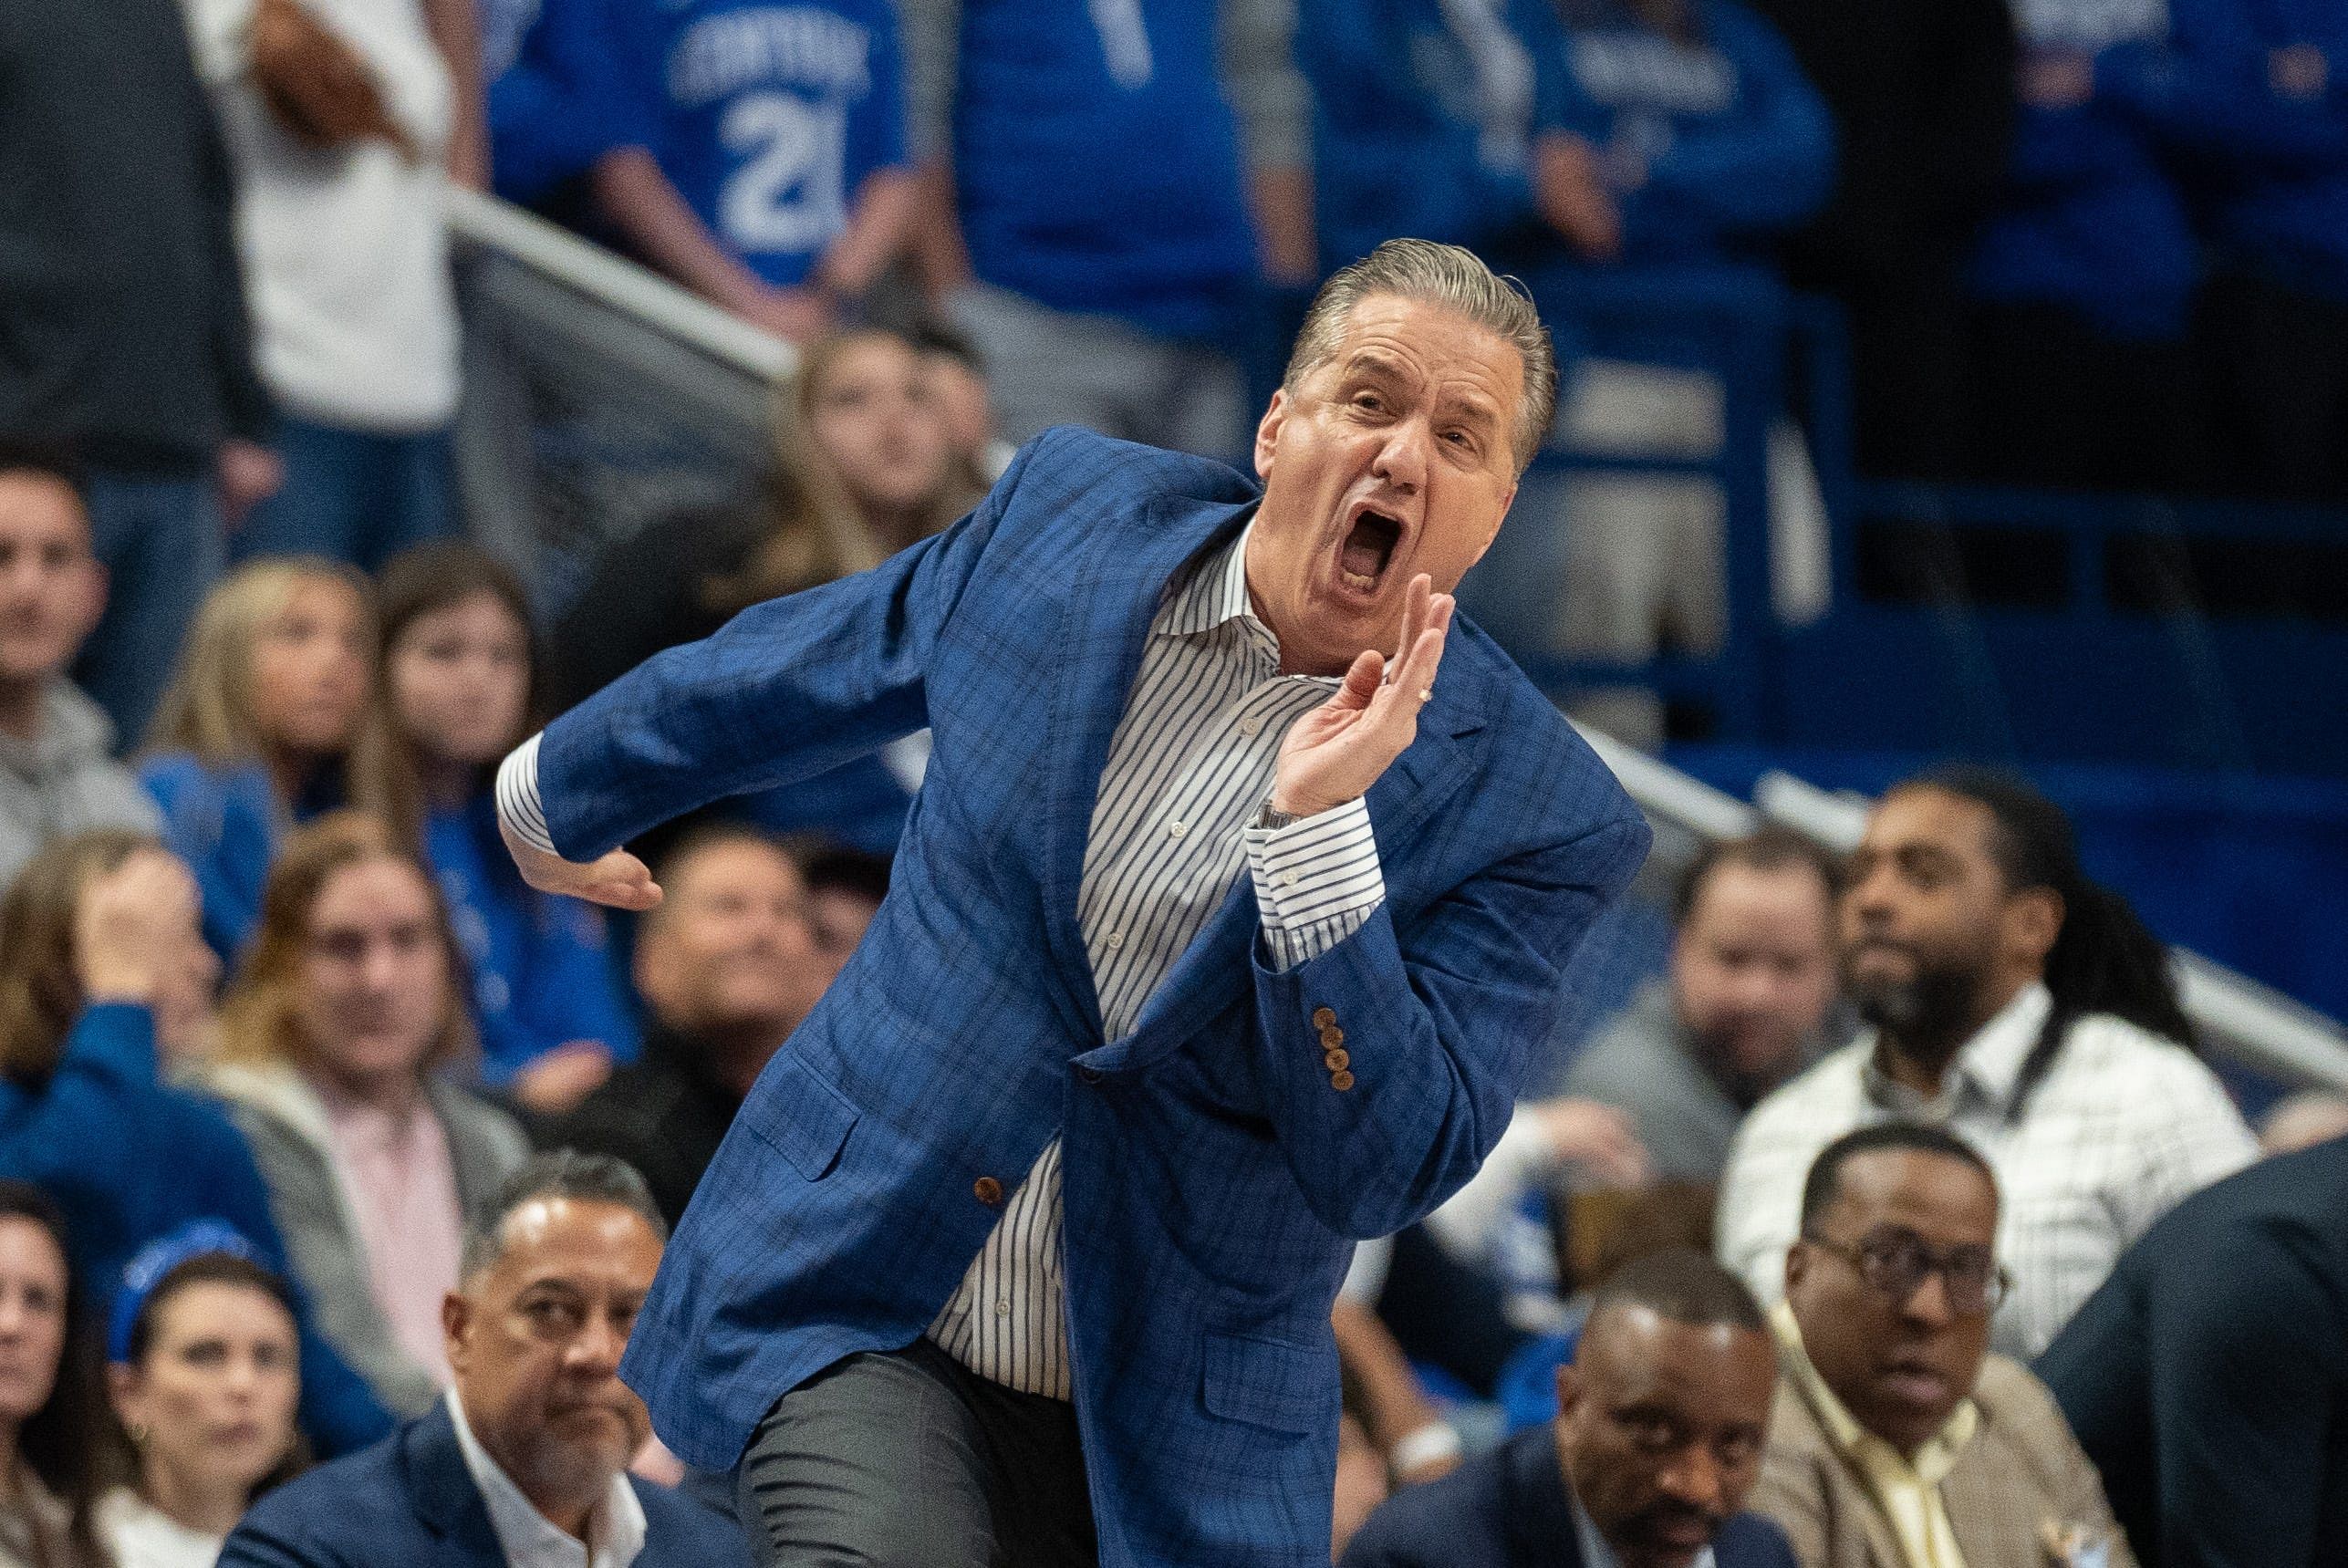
[719,92,849,253]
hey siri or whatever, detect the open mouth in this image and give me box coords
[1338,508,1404,594]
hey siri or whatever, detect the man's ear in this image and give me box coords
[1554,1361,1584,1422]
[1783,1238,1810,1298]
[442,1290,473,1376]
[1253,389,1289,483]
[2003,886,2064,971]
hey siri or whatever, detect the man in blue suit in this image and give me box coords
[495,237,1653,1567]
[1343,1251,1797,1568]
[219,1153,750,1568]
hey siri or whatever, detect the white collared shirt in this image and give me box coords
[1717,982,2256,1357]
[447,1390,648,1568]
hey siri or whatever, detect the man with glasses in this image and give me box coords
[1751,1124,2134,1568]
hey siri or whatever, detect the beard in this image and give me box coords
[1845,943,1990,1049]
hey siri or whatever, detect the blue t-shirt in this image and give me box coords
[498,0,907,286]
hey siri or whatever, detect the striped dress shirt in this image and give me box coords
[497,520,1389,1399]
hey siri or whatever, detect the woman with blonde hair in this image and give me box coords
[193,813,526,1420]
[137,560,379,960]
[548,327,983,853]
[0,832,390,1459]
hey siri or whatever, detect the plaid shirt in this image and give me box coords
[1717,982,2255,1358]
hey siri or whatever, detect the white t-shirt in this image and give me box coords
[98,1490,227,1568]
[180,0,462,431]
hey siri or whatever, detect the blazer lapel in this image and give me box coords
[1039,493,1256,1044]
[402,1404,509,1567]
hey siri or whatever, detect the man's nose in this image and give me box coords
[568,1311,627,1374]
[1657,1443,1724,1511]
[1371,420,1430,493]
[1900,1269,1957,1327]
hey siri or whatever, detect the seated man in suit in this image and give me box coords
[2040,1134,2348,1568]
[1343,1249,1797,1568]
[1753,1123,2132,1568]
[219,1152,751,1568]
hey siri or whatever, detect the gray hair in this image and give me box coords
[459,1150,669,1283]
[1283,238,1558,472]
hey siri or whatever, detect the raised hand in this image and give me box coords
[499,817,664,913]
[1270,574,1454,820]
[75,850,203,1004]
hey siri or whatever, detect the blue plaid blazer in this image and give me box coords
[536,427,1651,1567]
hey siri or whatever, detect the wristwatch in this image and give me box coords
[1257,803,1302,831]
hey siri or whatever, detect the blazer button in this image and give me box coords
[1324,1048,1349,1073]
[1330,1070,1356,1092]
[1319,1025,1345,1050]
[1312,1007,1336,1028]
[973,1177,1005,1207]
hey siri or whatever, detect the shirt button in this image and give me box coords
[1282,873,1300,888]
[1105,931,1125,950]
[993,1300,1012,1317]
[1167,820,1187,839]
[1240,716,1263,737]
[973,1177,1004,1207]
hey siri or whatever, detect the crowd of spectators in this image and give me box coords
[3,0,2346,1563]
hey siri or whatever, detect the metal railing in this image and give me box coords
[443,187,2348,1096]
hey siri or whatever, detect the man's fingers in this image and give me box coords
[587,851,663,911]
[1337,648,1384,708]
[1395,574,1432,667]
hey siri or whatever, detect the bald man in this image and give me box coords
[1343,1250,1796,1568]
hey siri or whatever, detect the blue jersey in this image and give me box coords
[953,0,1262,340]
[1547,0,1834,264]
[498,0,907,286]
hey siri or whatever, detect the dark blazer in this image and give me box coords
[2039,1136,2348,1568]
[1341,1426,1800,1568]
[217,1401,752,1568]
[547,426,1649,1566]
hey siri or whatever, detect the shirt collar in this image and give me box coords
[1770,1301,1979,1487]
[1860,981,2052,1117]
[446,1390,647,1568]
[1156,514,1265,640]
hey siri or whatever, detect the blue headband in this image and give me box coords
[109,1220,271,1364]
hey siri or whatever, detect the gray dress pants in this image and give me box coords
[736,1339,1099,1568]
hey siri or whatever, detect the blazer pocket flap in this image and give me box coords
[743,1051,859,1181]
[1200,1330,1336,1436]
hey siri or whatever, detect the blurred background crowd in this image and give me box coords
[2,0,2346,1562]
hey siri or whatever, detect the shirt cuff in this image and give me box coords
[1245,796,1384,972]
[494,733,558,857]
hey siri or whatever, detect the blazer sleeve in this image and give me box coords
[1246,800,1648,1240]
[534,433,1044,860]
